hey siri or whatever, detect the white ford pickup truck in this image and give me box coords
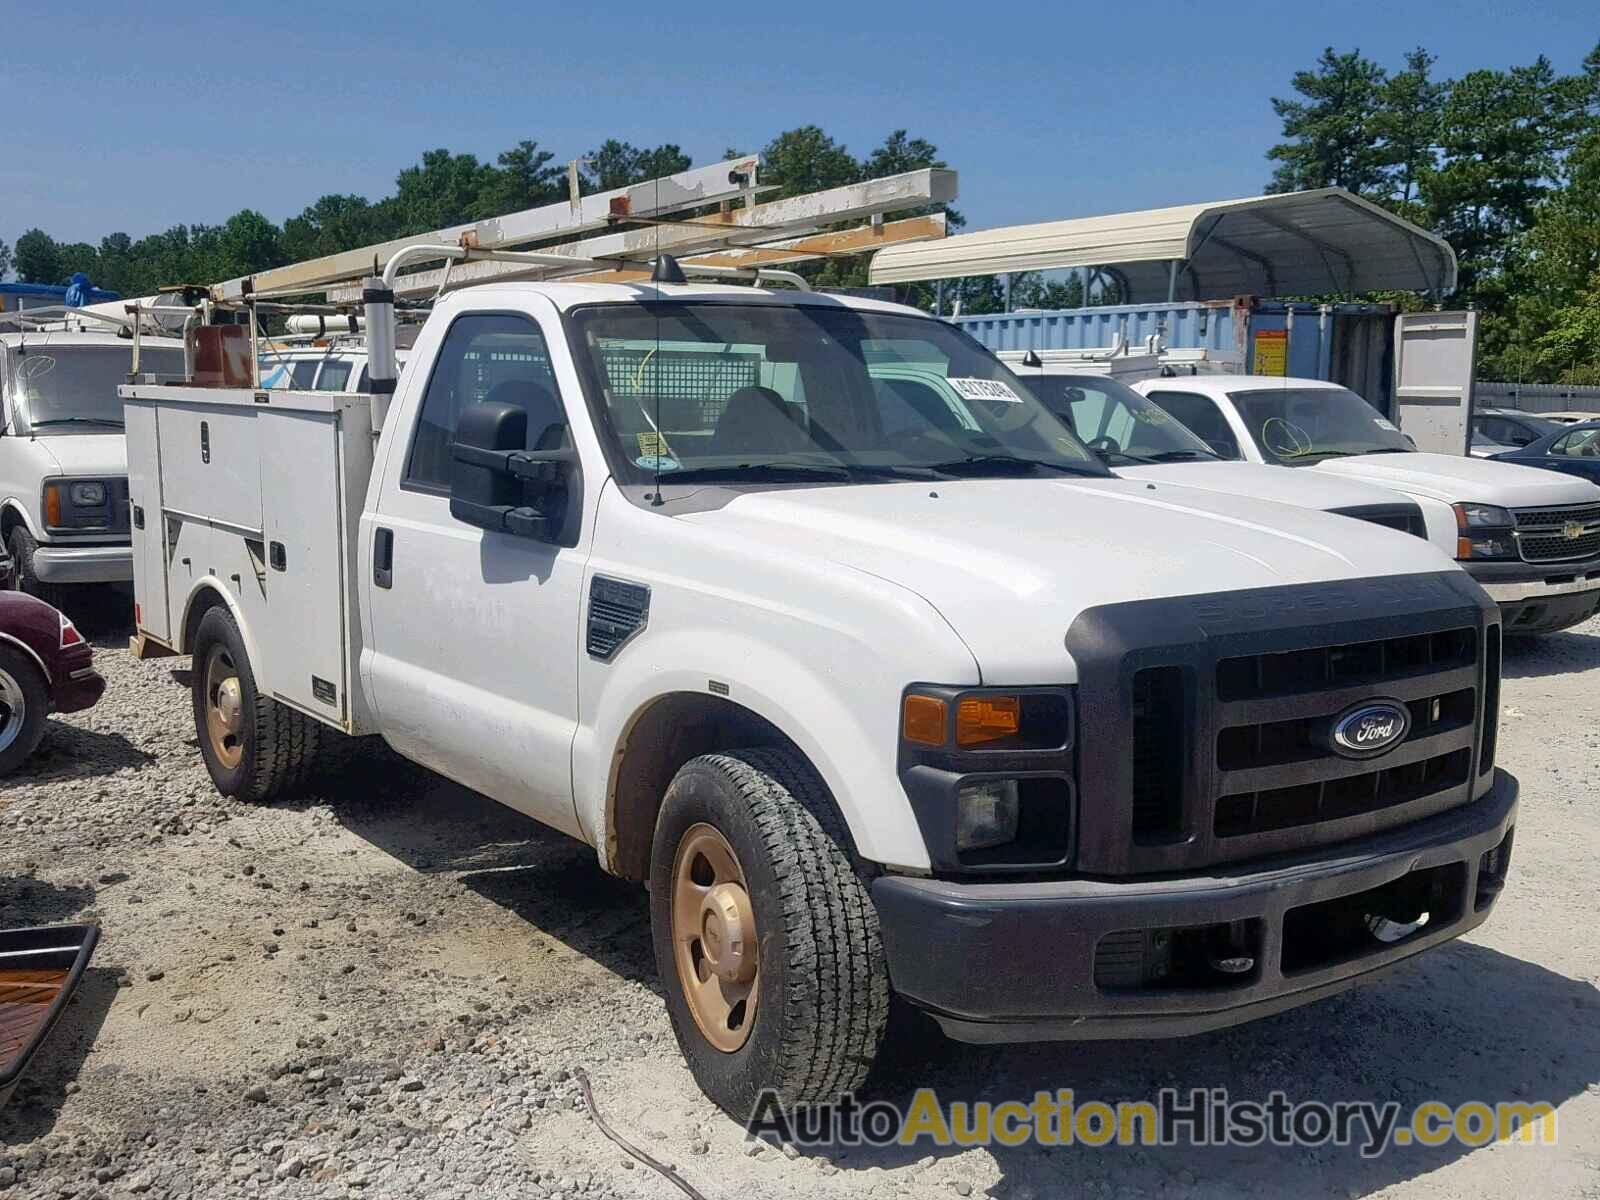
[122,273,1516,1115]
[0,328,185,600]
[1130,374,1600,635]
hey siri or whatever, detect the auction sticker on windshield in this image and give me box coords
[949,377,1022,403]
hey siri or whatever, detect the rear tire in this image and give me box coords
[7,526,66,608]
[190,606,320,801]
[0,645,49,776]
[649,746,890,1117]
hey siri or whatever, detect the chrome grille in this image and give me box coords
[1512,503,1600,563]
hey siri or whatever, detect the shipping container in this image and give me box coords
[956,299,1397,415]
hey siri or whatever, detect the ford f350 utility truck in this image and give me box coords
[1132,375,1600,636]
[0,320,185,601]
[120,169,1515,1117]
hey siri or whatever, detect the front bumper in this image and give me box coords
[872,770,1517,1043]
[1465,556,1600,633]
[32,542,133,584]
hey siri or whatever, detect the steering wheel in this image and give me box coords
[1261,417,1314,458]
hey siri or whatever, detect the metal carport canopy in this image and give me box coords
[867,187,1457,300]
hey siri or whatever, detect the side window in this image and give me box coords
[405,313,565,492]
[1144,391,1241,459]
[290,360,319,389]
[316,360,353,392]
[1554,430,1600,458]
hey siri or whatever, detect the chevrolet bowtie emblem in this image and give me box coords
[1564,521,1585,540]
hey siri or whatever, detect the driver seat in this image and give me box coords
[711,386,810,456]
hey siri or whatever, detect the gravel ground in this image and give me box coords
[2,600,1598,1200]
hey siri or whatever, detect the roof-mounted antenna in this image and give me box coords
[651,255,688,285]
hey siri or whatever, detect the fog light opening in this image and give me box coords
[1365,910,1430,944]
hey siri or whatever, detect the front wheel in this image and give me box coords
[190,606,321,801]
[7,526,65,607]
[649,747,890,1116]
[0,645,49,775]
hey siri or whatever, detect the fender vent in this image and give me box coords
[587,577,650,661]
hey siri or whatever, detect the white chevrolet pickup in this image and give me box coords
[122,276,1516,1115]
[0,329,185,600]
[1131,375,1600,635]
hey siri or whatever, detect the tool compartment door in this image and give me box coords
[258,408,351,726]
[123,401,171,642]
[1394,310,1478,454]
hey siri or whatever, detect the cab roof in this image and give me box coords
[451,280,930,320]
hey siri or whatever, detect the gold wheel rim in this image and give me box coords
[203,644,244,770]
[671,823,759,1053]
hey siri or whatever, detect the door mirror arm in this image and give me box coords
[448,401,577,543]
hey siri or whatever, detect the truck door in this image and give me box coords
[364,310,586,839]
[1393,310,1478,455]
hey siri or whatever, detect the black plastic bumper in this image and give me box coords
[872,770,1517,1043]
[1464,555,1600,633]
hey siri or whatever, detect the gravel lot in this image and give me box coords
[2,600,1598,1200]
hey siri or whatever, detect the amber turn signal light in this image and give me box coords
[957,695,1021,746]
[43,483,62,528]
[901,694,947,746]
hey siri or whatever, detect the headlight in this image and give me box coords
[955,779,1021,851]
[1455,502,1514,529]
[1453,503,1517,560]
[899,686,1076,872]
[901,688,1073,753]
[69,481,108,507]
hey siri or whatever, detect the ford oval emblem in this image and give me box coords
[1327,700,1411,759]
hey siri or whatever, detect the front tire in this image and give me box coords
[649,747,890,1116]
[7,526,65,608]
[190,607,320,801]
[0,645,49,775]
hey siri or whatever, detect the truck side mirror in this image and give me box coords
[449,401,574,542]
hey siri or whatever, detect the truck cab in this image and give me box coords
[1133,374,1600,635]
[0,329,185,599]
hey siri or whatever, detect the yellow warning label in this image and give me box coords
[1253,329,1288,376]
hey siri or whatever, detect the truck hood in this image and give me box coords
[681,477,1458,679]
[1116,461,1412,511]
[30,433,127,478]
[1313,451,1600,507]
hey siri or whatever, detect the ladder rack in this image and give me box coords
[210,159,953,304]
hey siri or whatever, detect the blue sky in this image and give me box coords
[6,0,1597,248]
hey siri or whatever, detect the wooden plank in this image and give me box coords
[0,968,66,1067]
[562,214,947,284]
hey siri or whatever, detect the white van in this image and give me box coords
[0,329,186,599]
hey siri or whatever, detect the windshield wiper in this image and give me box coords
[1147,449,1219,462]
[31,416,125,429]
[927,454,1101,477]
[666,461,853,482]
[1095,449,1160,466]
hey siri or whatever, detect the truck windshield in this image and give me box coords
[570,302,1108,484]
[1029,374,1219,465]
[1228,386,1412,465]
[16,345,185,432]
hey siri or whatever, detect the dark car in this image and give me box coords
[1474,407,1564,451]
[1490,421,1600,485]
[0,591,105,774]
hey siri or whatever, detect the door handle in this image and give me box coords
[374,527,394,589]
